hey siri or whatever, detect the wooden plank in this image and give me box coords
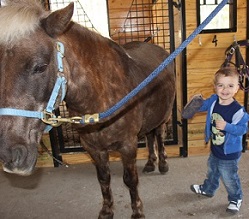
[187,47,229,61]
[108,0,157,39]
[187,34,246,50]
[188,113,208,124]
[188,123,206,141]
[37,134,54,167]
[187,67,247,84]
[61,146,181,165]
[188,141,210,157]
[108,0,134,11]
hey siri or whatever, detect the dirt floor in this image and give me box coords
[1,152,249,219]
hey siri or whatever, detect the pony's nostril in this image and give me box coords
[11,145,27,166]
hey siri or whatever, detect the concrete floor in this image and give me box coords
[1,152,249,219]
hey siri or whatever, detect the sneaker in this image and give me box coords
[226,200,242,214]
[190,184,213,197]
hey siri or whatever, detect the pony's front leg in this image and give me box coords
[90,150,114,219]
[120,144,145,219]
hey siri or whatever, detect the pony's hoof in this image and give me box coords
[98,214,113,219]
[131,213,145,219]
[158,162,169,174]
[98,209,114,219]
[142,164,155,173]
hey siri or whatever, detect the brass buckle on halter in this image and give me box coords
[55,116,82,124]
[41,111,62,127]
[42,110,82,127]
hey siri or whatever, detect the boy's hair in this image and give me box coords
[214,67,240,85]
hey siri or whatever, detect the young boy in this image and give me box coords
[184,67,248,214]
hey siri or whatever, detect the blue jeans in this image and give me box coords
[201,153,243,201]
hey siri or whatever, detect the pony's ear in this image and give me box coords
[40,2,74,37]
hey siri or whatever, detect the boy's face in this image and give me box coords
[214,75,239,103]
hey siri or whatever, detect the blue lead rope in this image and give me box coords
[84,0,228,123]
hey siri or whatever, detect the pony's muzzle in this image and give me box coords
[3,144,36,176]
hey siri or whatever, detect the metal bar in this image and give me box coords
[180,0,188,157]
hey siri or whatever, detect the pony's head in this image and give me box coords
[0,0,74,175]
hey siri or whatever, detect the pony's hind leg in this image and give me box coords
[120,143,145,219]
[87,149,114,219]
[142,131,157,173]
[156,124,169,174]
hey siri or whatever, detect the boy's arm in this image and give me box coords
[182,94,217,119]
[224,123,248,136]
[224,111,249,135]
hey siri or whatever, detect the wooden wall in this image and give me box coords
[185,1,247,155]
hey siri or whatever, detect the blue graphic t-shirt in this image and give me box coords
[211,100,242,160]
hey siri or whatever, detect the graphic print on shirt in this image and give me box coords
[211,113,225,145]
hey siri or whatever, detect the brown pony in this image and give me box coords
[0,1,175,218]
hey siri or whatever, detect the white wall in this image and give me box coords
[49,0,110,37]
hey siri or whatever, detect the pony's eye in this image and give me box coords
[33,64,48,74]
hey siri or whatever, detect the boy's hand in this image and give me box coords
[182,94,204,119]
[215,120,226,130]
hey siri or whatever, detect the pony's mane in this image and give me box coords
[0,0,47,45]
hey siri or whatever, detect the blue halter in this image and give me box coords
[0,42,67,132]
